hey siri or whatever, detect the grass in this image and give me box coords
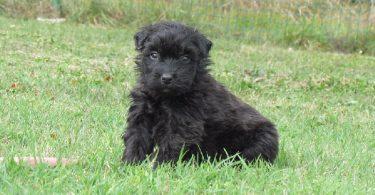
[1,0,375,55]
[0,16,374,193]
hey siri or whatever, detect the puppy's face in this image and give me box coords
[134,22,212,96]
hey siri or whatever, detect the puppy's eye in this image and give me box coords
[181,56,190,61]
[150,52,159,60]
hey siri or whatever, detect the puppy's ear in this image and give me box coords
[134,30,148,51]
[205,38,213,54]
[197,35,213,57]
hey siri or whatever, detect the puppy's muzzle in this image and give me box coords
[161,73,173,85]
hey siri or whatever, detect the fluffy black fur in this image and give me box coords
[122,22,279,166]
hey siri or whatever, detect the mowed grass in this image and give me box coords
[0,17,374,193]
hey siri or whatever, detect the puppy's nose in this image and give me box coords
[161,73,173,85]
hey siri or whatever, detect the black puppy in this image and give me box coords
[122,22,279,166]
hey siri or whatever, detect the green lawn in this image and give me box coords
[0,17,374,193]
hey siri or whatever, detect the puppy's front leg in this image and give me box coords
[122,102,154,164]
[153,134,188,167]
[122,127,153,164]
[152,119,204,168]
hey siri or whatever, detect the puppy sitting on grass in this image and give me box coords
[122,22,279,166]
